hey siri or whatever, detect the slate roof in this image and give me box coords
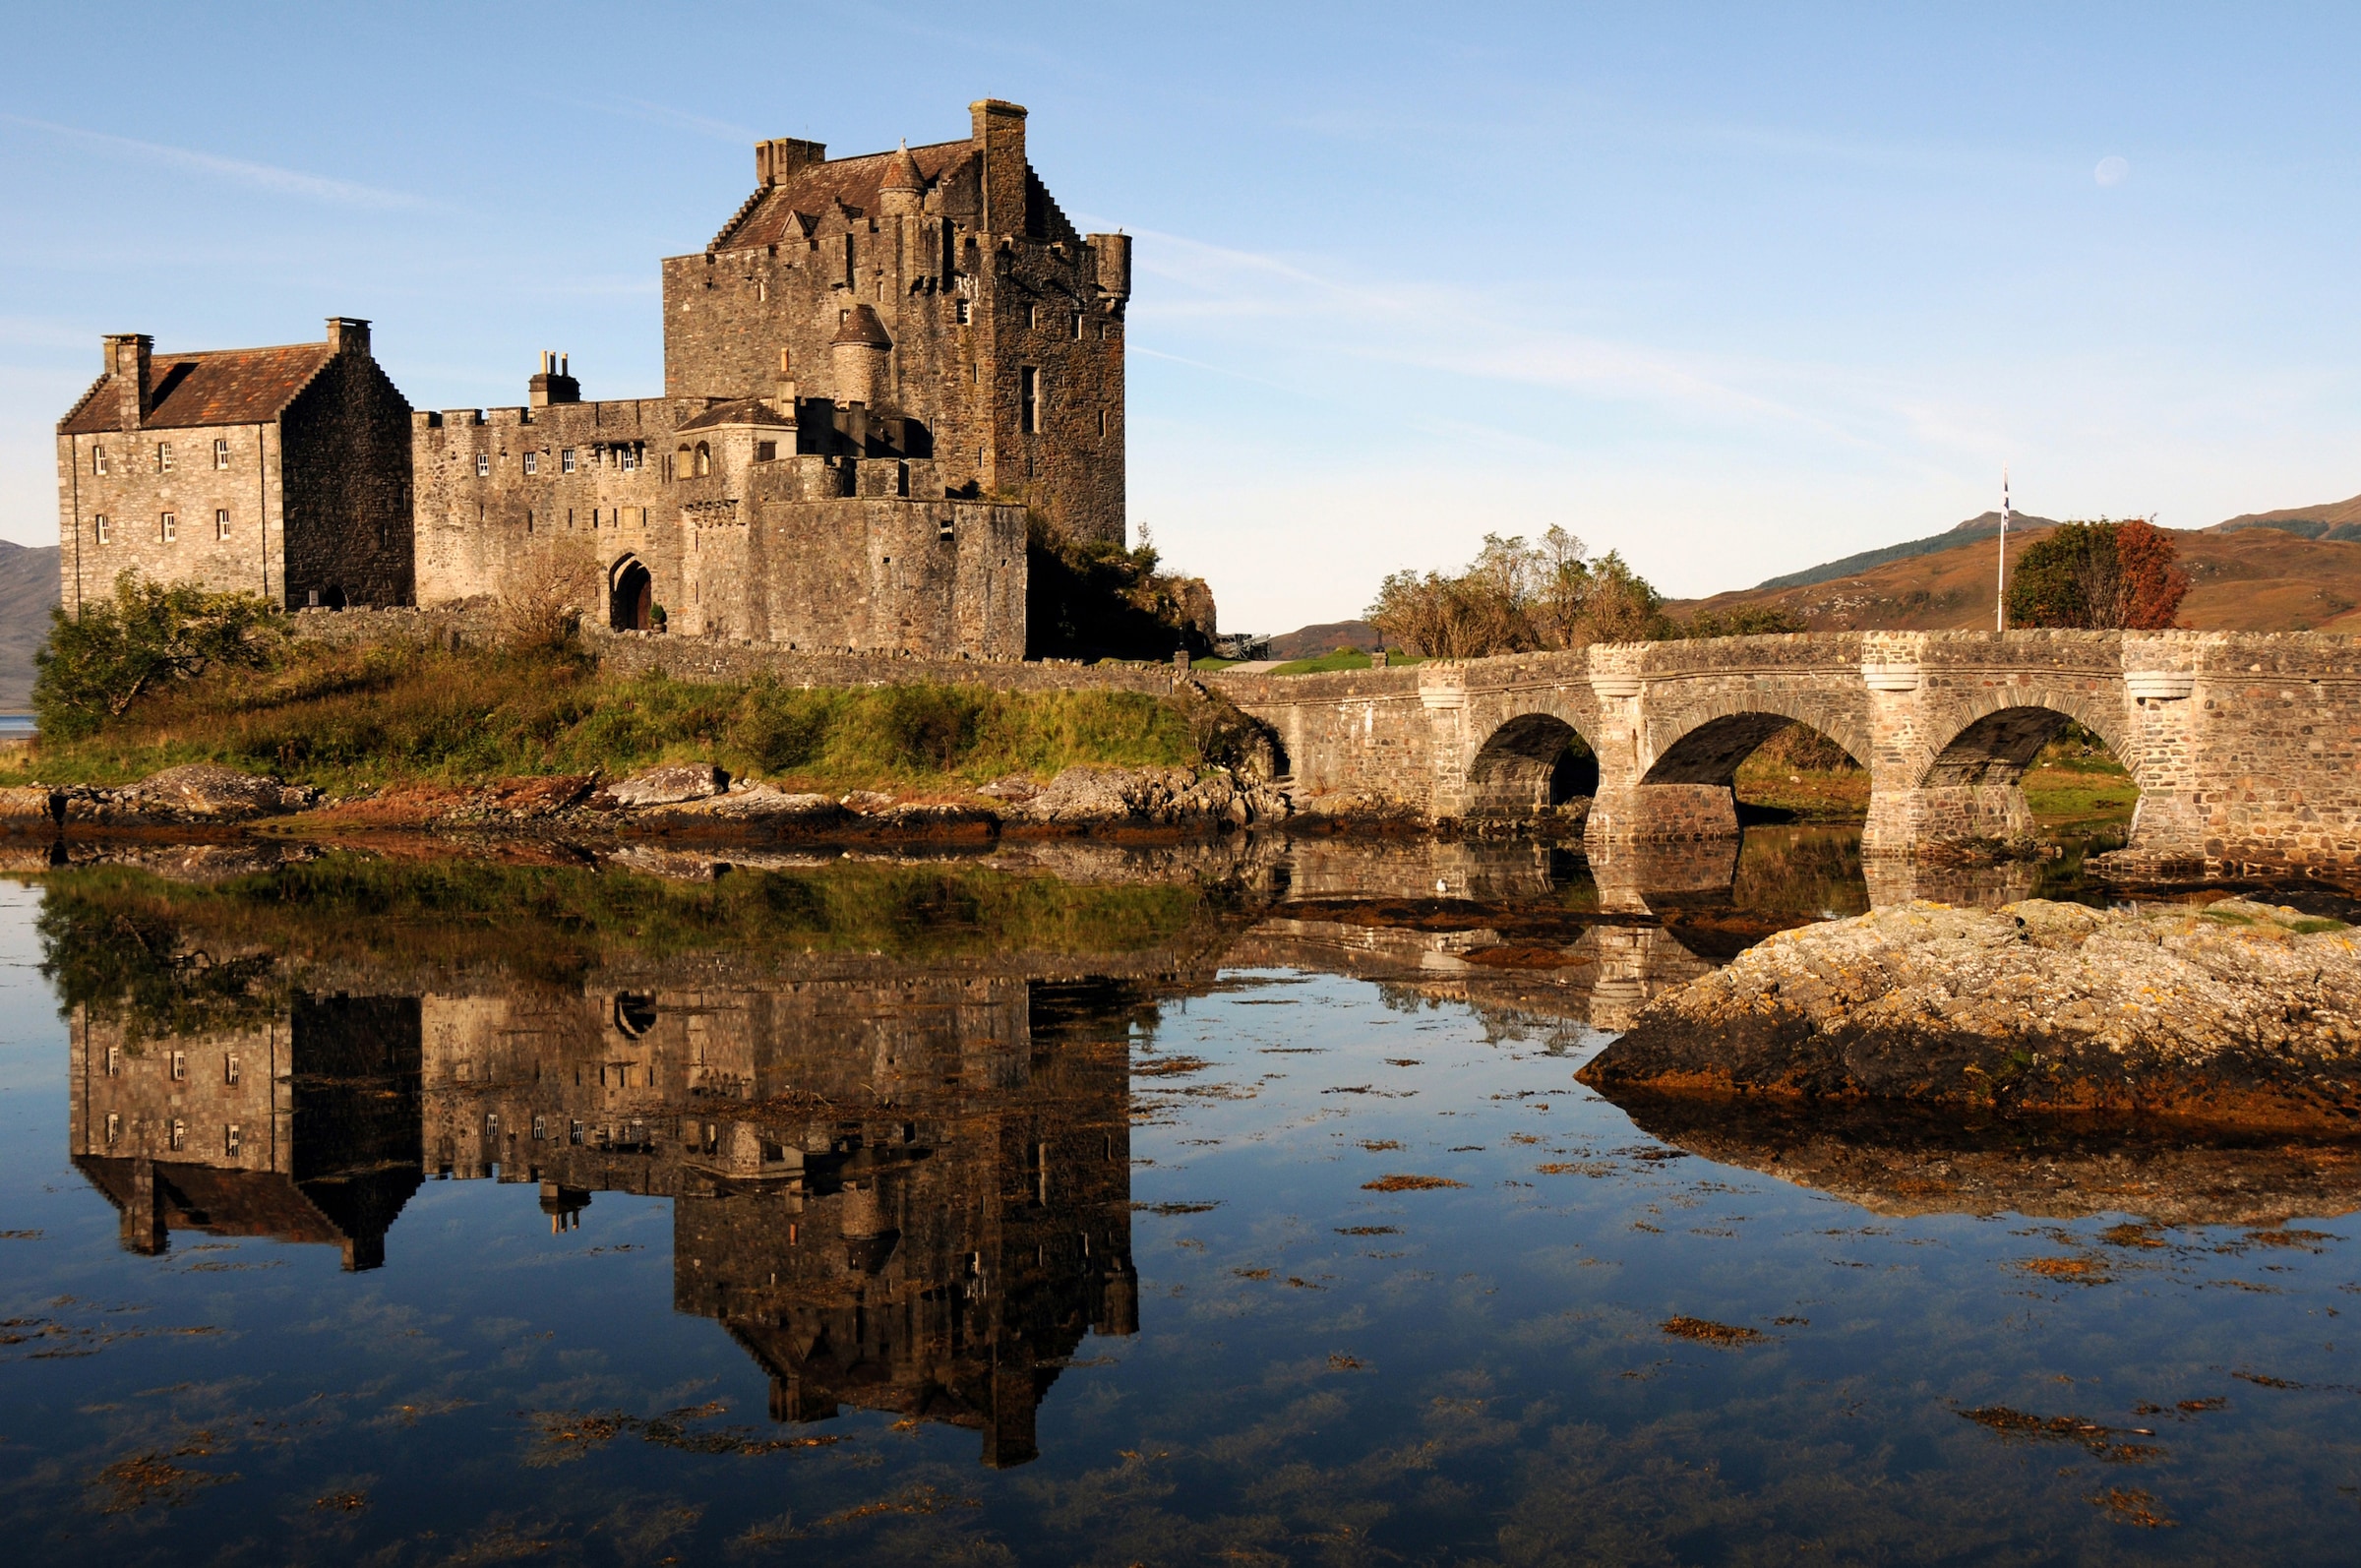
[831,304,892,348]
[58,341,337,436]
[676,397,796,432]
[709,139,976,252]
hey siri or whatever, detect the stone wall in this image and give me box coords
[56,411,287,614]
[663,101,1127,547]
[279,351,415,608]
[1214,631,2361,877]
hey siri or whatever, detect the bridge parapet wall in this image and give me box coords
[1215,631,2361,879]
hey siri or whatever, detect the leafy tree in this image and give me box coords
[1367,527,1671,656]
[1026,516,1215,660]
[33,571,282,739]
[2005,518,2188,630]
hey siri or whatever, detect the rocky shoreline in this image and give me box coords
[1578,897,2361,1133]
[0,760,1311,840]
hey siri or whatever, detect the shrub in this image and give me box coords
[2006,519,2189,630]
[33,572,281,740]
[1367,528,1671,657]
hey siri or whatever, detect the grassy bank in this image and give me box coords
[3,639,1202,797]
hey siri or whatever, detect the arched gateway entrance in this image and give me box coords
[609,557,653,632]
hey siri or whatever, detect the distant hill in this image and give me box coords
[2210,491,2361,544]
[0,543,59,711]
[1267,618,1381,659]
[1669,512,2361,634]
[1752,511,2059,591]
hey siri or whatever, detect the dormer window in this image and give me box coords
[212,438,230,469]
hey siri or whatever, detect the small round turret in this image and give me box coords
[831,304,893,405]
[879,141,925,216]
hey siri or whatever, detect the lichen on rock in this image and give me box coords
[1577,897,2361,1132]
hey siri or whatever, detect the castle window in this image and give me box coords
[570,1119,584,1145]
[225,1124,242,1158]
[695,443,711,476]
[756,441,776,462]
[159,513,176,543]
[1099,409,1108,438]
[675,446,691,479]
[170,1051,186,1080]
[532,1115,547,1140]
[169,1119,186,1151]
[1025,302,1038,330]
[212,438,230,470]
[155,442,172,473]
[1019,367,1040,434]
[1072,312,1083,340]
[105,1046,120,1076]
[105,1113,119,1146]
[522,452,538,475]
[620,447,637,472]
[92,446,108,476]
[475,452,490,478]
[224,1053,240,1085]
[215,509,230,540]
[955,299,971,326]
[93,515,109,545]
[562,448,576,474]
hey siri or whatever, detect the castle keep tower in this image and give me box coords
[664,99,1131,546]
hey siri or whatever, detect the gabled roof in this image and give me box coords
[58,341,337,436]
[677,397,796,432]
[709,138,977,252]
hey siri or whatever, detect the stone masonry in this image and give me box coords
[1210,630,2361,879]
[59,100,1128,661]
[55,318,413,613]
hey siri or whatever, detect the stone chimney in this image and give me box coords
[528,351,580,407]
[1088,232,1132,304]
[970,98,1028,237]
[103,332,151,432]
[325,316,372,357]
[755,137,826,188]
[773,347,798,415]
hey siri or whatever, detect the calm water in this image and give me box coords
[2,831,2358,1564]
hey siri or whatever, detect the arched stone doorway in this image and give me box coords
[1466,713,1599,817]
[609,557,653,632]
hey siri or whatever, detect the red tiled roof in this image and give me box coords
[57,340,336,436]
[710,139,977,252]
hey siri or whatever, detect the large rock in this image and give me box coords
[1577,898,2361,1132]
[596,763,729,809]
[999,765,1286,828]
[117,764,319,819]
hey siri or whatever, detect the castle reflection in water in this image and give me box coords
[69,968,1144,1469]
[49,825,2077,1468]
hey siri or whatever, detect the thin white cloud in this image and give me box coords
[551,95,757,145]
[1,114,432,211]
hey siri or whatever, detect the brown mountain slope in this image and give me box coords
[1666,523,2361,635]
[2215,491,2361,535]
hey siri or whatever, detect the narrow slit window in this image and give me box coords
[1098,409,1108,438]
[1072,312,1083,340]
[1019,367,1039,433]
[212,438,230,469]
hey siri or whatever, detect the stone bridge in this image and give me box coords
[1209,631,2361,878]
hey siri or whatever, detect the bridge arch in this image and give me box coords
[1640,700,1869,787]
[1913,686,2139,792]
[1466,711,1600,816]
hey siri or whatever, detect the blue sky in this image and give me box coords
[5,2,2358,633]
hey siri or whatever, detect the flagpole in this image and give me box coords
[1996,469,2010,633]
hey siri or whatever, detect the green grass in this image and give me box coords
[1267,648,1423,676]
[3,640,1202,796]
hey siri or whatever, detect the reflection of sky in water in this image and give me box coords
[2,870,2358,1560]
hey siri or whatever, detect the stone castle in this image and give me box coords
[53,99,1132,659]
